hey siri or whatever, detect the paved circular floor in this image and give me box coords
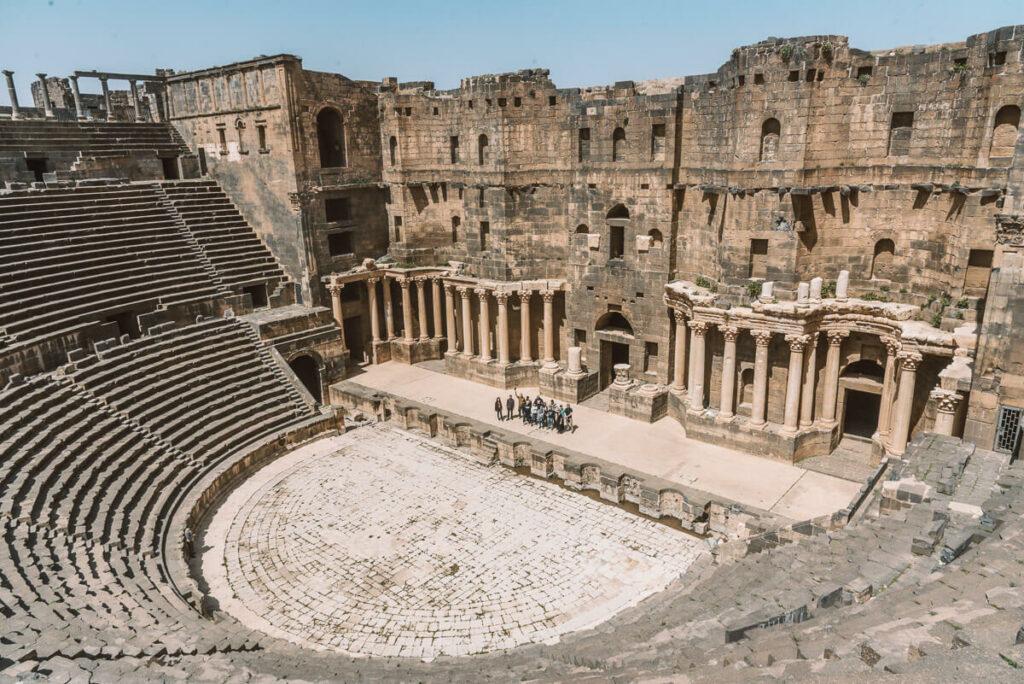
[203,424,704,659]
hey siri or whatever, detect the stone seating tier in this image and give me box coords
[0,120,191,159]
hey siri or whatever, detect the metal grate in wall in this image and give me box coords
[994,405,1023,454]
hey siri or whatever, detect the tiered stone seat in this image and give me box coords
[0,182,224,345]
[0,120,191,160]
[160,180,287,290]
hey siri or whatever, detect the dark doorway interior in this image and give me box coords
[25,157,47,182]
[843,390,880,439]
[343,315,365,364]
[244,284,269,309]
[599,340,631,389]
[289,355,322,403]
[161,157,180,180]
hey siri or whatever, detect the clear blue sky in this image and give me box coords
[1,0,1021,104]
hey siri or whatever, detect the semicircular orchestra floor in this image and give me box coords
[202,424,705,659]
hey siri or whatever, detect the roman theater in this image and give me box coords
[2,25,1024,681]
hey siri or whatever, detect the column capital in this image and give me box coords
[367,275,381,285]
[897,351,923,371]
[1,70,13,77]
[721,325,739,342]
[930,388,961,413]
[785,333,812,352]
[541,289,556,303]
[326,281,344,296]
[458,286,472,299]
[882,336,902,356]
[397,276,411,289]
[99,76,108,84]
[474,287,489,299]
[494,291,510,305]
[516,289,532,303]
[672,309,686,324]
[690,320,712,336]
[752,329,773,347]
[826,329,849,346]
[68,74,78,82]
[35,72,47,80]
[430,274,443,284]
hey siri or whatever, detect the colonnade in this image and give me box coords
[1,69,151,121]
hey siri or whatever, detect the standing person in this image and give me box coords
[494,396,503,421]
[506,394,515,420]
[555,407,564,433]
[565,404,574,432]
[183,527,194,559]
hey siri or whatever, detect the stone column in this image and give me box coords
[100,77,112,120]
[519,290,532,363]
[931,389,961,437]
[821,330,846,425]
[719,326,739,418]
[876,338,900,441]
[431,277,444,340]
[541,290,556,367]
[459,287,474,356]
[783,334,810,434]
[416,278,429,341]
[326,281,347,351]
[444,283,457,351]
[476,288,491,362]
[36,74,54,118]
[2,71,19,120]
[671,310,687,393]
[129,80,143,121]
[400,278,414,342]
[495,292,510,365]
[750,331,772,427]
[382,277,395,339]
[890,353,922,455]
[366,277,381,343]
[688,321,710,410]
[799,333,819,428]
[68,75,85,120]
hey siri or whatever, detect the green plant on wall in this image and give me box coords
[820,41,834,61]
[857,73,870,86]
[821,281,837,298]
[746,281,762,300]
[779,44,794,62]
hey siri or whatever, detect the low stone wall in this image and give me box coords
[391,338,445,364]
[444,352,539,389]
[539,367,599,403]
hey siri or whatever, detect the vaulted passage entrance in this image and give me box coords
[843,390,880,439]
[600,341,631,389]
[289,355,322,403]
[596,311,634,390]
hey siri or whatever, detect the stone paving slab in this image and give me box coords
[202,425,705,659]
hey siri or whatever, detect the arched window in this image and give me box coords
[606,204,629,259]
[316,108,346,168]
[575,224,589,234]
[871,238,896,279]
[647,228,663,247]
[612,127,626,162]
[388,136,398,166]
[595,311,634,335]
[990,105,1021,160]
[606,204,630,220]
[760,118,781,162]
[478,134,489,164]
[451,215,461,242]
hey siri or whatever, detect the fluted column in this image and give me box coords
[688,321,710,410]
[671,310,687,393]
[459,287,474,355]
[821,330,846,425]
[783,334,810,433]
[36,74,54,118]
[890,353,922,455]
[541,290,556,367]
[496,292,510,365]
[400,278,414,342]
[931,389,961,437]
[877,338,900,441]
[129,80,143,120]
[366,277,381,343]
[382,276,395,339]
[719,326,739,418]
[68,75,85,120]
[326,280,347,351]
[750,331,772,427]
[799,333,819,428]
[444,283,456,352]
[100,77,112,120]
[519,290,532,363]
[416,278,429,341]
[2,71,19,120]
[431,277,444,340]
[476,288,491,362]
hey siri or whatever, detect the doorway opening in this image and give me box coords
[342,316,366,364]
[289,355,322,403]
[599,340,631,390]
[843,390,880,439]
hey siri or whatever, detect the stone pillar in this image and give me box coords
[495,292,510,365]
[542,290,556,368]
[519,290,532,363]
[36,74,54,118]
[444,283,456,351]
[431,277,444,340]
[129,80,143,121]
[459,287,474,356]
[890,353,922,455]
[688,321,710,410]
[671,310,687,393]
[836,270,850,301]
[877,338,900,440]
[416,278,429,341]
[68,75,85,120]
[400,278,414,342]
[750,331,772,427]
[326,281,347,351]
[367,277,381,343]
[476,288,491,362]
[2,71,19,120]
[383,277,395,340]
[719,326,739,418]
[821,330,846,425]
[567,347,583,375]
[100,77,112,120]
[931,389,961,437]
[783,335,810,434]
[799,333,819,428]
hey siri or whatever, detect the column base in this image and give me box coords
[669,385,687,396]
[714,412,735,424]
[542,360,560,370]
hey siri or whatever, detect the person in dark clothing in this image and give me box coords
[494,396,503,421]
[506,394,515,420]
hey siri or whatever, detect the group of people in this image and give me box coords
[494,392,575,433]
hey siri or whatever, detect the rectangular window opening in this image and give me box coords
[749,238,769,278]
[325,197,352,222]
[328,231,354,256]
[480,221,490,249]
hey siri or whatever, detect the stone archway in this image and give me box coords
[288,354,322,403]
[596,311,634,389]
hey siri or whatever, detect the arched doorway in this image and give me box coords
[289,354,322,403]
[596,311,634,389]
[316,108,346,168]
[839,359,884,439]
